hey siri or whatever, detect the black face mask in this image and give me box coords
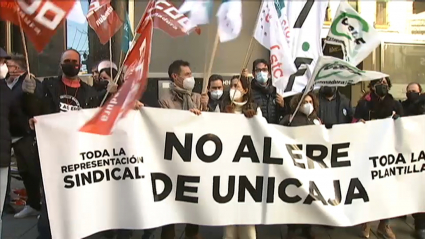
[406,92,420,101]
[93,80,108,91]
[61,63,80,78]
[374,84,389,97]
[321,86,336,97]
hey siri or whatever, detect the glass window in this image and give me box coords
[375,0,388,27]
[382,43,425,99]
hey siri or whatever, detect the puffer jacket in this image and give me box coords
[251,80,287,124]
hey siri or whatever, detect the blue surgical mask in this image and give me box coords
[256,71,268,83]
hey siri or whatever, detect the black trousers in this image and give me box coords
[414,213,425,230]
[12,135,41,210]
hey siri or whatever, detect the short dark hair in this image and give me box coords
[61,48,81,62]
[252,58,270,74]
[168,60,190,80]
[369,76,392,89]
[208,74,223,88]
[9,54,27,71]
[407,82,423,92]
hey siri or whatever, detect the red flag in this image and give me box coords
[79,20,153,135]
[86,0,123,44]
[0,0,75,52]
[137,0,200,38]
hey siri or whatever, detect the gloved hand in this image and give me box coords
[106,81,118,94]
[22,74,36,93]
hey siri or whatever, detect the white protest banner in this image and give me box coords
[325,1,381,66]
[253,0,296,94]
[35,108,425,239]
[309,56,388,87]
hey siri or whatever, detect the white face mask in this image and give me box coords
[229,89,243,101]
[300,103,314,116]
[256,71,268,84]
[182,76,195,90]
[0,63,8,79]
[210,90,223,100]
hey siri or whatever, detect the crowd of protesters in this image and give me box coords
[1,46,425,239]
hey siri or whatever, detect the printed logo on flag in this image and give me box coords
[87,0,123,44]
[328,12,369,62]
[310,56,388,87]
[0,0,75,52]
[138,0,194,38]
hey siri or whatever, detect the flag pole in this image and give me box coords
[16,10,31,75]
[202,29,219,93]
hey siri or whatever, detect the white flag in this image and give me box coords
[309,56,388,88]
[67,1,86,24]
[216,0,242,42]
[179,0,213,30]
[325,1,381,66]
[253,0,296,95]
[282,0,328,96]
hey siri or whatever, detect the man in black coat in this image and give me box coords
[317,86,353,127]
[250,58,287,123]
[21,49,100,239]
[0,47,13,236]
[6,54,42,219]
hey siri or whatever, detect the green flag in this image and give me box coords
[121,14,133,54]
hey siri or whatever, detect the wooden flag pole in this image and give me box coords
[16,11,31,75]
[202,29,220,93]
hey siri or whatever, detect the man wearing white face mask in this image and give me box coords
[159,60,207,117]
[250,59,287,124]
[206,74,229,112]
[157,59,205,239]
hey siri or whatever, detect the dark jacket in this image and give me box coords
[251,80,287,124]
[0,80,12,167]
[23,76,100,117]
[404,94,425,116]
[207,91,230,112]
[9,73,33,137]
[401,98,419,116]
[353,92,403,121]
[317,91,353,125]
[280,112,320,127]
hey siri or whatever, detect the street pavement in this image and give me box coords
[2,177,417,239]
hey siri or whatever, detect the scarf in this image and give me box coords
[170,83,195,110]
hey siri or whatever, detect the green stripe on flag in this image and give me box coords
[121,14,133,54]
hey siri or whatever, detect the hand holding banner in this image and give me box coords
[0,0,75,52]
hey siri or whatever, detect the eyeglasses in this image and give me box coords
[254,68,268,73]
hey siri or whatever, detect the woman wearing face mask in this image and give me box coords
[222,75,258,239]
[280,92,321,127]
[278,93,319,239]
[206,74,229,112]
[353,77,401,239]
[353,77,403,124]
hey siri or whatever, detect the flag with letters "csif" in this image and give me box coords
[253,0,296,95]
[79,19,153,135]
[87,0,123,44]
[0,0,75,52]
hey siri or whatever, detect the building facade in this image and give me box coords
[0,0,424,103]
